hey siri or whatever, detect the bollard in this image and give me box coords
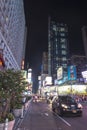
[4,118,8,130]
[21,106,24,119]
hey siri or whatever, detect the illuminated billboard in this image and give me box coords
[57,66,63,80]
[68,65,77,80]
[82,71,87,79]
[45,76,52,85]
[27,68,32,83]
[82,71,87,83]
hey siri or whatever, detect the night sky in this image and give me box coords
[23,0,87,90]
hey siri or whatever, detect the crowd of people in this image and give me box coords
[72,94,87,103]
[45,92,87,104]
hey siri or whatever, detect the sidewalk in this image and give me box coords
[14,98,58,130]
[13,99,31,130]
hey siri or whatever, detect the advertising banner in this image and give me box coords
[68,65,77,80]
[82,71,87,83]
[44,76,52,86]
[57,66,63,80]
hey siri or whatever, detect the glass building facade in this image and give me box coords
[48,17,69,82]
[0,0,26,69]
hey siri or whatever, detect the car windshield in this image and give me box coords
[60,96,76,103]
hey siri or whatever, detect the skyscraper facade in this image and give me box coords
[82,26,87,59]
[70,55,87,81]
[41,52,48,74]
[48,17,69,82]
[0,0,26,70]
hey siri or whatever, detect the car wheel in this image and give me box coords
[58,109,63,116]
[79,113,82,117]
[55,108,58,114]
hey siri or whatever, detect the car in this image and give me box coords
[52,95,83,117]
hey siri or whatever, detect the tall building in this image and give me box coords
[48,17,69,82]
[41,52,48,87]
[0,0,26,70]
[41,52,48,74]
[82,26,87,58]
[70,55,87,83]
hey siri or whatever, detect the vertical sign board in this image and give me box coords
[68,65,77,80]
[57,66,63,80]
[82,71,87,83]
[45,76,52,86]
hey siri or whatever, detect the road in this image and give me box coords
[16,99,87,130]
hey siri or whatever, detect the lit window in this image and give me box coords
[61,44,66,49]
[60,27,65,32]
[62,57,67,61]
[53,25,56,31]
[62,50,66,55]
[60,38,66,43]
[60,33,65,36]
[63,64,67,68]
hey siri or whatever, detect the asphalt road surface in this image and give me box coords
[16,99,87,130]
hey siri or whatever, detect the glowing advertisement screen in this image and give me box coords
[82,71,87,83]
[57,66,63,80]
[82,71,87,78]
[45,76,52,85]
[68,65,77,80]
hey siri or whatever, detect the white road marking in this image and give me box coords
[56,114,71,127]
[50,109,71,127]
[44,113,49,116]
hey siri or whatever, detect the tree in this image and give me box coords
[0,69,28,122]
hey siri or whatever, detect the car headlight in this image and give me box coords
[61,104,69,109]
[77,103,83,109]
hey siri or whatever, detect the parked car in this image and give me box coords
[52,95,83,116]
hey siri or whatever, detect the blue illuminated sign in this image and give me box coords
[68,65,77,80]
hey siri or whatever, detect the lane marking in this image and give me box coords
[56,114,71,127]
[50,109,71,127]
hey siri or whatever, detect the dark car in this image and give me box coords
[52,95,83,116]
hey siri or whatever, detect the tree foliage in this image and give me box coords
[0,69,28,122]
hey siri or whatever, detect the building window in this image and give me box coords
[63,64,67,68]
[53,25,56,31]
[62,57,67,61]
[60,33,65,37]
[62,50,66,55]
[61,44,66,49]
[59,27,65,32]
[60,38,66,43]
